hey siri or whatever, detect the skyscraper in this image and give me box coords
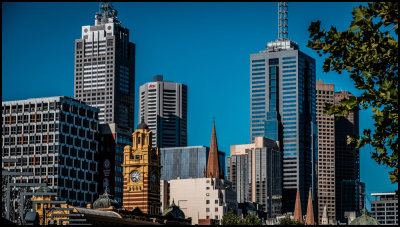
[334,91,361,222]
[316,81,336,223]
[138,75,187,148]
[73,2,135,128]
[73,2,135,204]
[249,2,317,213]
[227,136,282,217]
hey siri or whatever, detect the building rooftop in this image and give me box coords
[349,208,380,225]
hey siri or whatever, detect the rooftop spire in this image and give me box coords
[305,188,315,225]
[206,121,220,179]
[294,187,303,223]
[321,205,329,225]
[278,2,288,40]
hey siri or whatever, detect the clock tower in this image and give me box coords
[122,120,161,215]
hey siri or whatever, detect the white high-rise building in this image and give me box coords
[138,75,187,148]
[73,2,135,129]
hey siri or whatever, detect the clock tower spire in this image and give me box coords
[122,119,161,214]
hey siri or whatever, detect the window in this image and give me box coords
[283,69,296,73]
[283,56,296,60]
[252,59,265,63]
[206,200,210,204]
[215,200,218,204]
[283,60,296,64]
[269,58,279,65]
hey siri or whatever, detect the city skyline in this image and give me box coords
[2,1,397,210]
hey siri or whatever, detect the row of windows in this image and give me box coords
[252,106,265,110]
[283,95,296,99]
[283,56,296,60]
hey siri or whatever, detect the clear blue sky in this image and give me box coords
[2,2,397,208]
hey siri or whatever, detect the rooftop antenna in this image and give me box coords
[278,2,288,40]
[98,2,120,24]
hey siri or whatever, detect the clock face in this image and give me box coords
[131,171,141,183]
[103,159,110,169]
[151,173,157,183]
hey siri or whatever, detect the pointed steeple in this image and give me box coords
[305,188,315,225]
[206,121,220,179]
[294,187,303,223]
[321,205,329,225]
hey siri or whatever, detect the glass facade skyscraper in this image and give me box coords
[250,40,317,213]
[160,146,226,181]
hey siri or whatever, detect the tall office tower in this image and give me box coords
[316,81,336,224]
[138,75,187,148]
[227,137,282,217]
[371,192,398,225]
[334,91,360,222]
[2,97,99,207]
[73,2,135,128]
[249,2,317,213]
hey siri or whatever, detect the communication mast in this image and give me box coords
[278,2,288,40]
[96,2,120,25]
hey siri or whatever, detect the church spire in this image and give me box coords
[305,188,315,225]
[321,205,329,225]
[206,121,220,179]
[294,187,303,223]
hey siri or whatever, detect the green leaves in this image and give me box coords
[353,7,366,22]
[221,210,262,225]
[308,2,399,188]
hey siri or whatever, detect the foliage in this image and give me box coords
[277,216,304,225]
[242,213,262,225]
[221,209,262,225]
[307,2,398,187]
[221,209,241,225]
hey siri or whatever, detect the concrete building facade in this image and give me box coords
[227,136,282,217]
[2,96,99,207]
[138,75,187,148]
[316,81,336,223]
[371,192,398,225]
[73,2,135,128]
[168,178,237,225]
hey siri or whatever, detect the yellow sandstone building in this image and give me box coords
[122,120,162,214]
